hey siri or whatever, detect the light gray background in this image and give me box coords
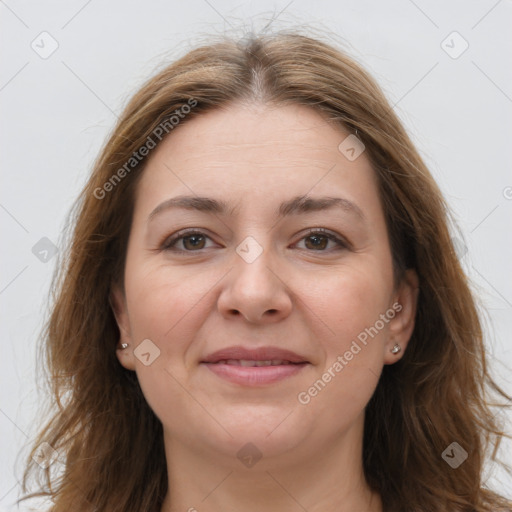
[1,1,511,510]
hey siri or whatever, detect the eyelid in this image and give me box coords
[294,227,349,250]
[160,228,218,251]
[160,227,350,252]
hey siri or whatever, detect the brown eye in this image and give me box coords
[162,230,214,252]
[295,229,347,251]
[304,234,329,250]
[182,234,206,250]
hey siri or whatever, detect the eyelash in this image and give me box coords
[160,228,349,253]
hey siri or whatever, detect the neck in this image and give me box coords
[160,413,383,512]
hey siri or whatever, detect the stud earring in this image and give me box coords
[119,343,129,350]
[390,343,401,354]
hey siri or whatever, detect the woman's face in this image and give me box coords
[112,102,418,467]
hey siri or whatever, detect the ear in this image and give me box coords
[110,283,136,371]
[384,269,419,364]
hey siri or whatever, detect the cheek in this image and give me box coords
[126,269,203,339]
[123,266,212,416]
[123,257,228,369]
[294,269,391,424]
[298,264,392,348]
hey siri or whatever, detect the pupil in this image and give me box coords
[185,235,204,249]
[307,235,327,250]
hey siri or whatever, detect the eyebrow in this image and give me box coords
[148,194,365,222]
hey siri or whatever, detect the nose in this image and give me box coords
[217,243,293,324]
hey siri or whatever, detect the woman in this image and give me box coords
[19,30,512,512]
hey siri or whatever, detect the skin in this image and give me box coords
[111,101,419,512]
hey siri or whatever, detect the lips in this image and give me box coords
[200,346,310,386]
[215,359,296,366]
[201,346,309,365]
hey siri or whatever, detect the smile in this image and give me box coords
[213,359,299,366]
[201,360,309,386]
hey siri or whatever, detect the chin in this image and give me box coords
[211,409,308,455]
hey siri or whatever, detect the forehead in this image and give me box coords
[134,102,381,217]
[149,102,351,167]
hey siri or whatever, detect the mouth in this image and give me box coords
[200,346,310,386]
[212,359,303,367]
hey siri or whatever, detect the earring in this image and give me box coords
[119,343,129,350]
[390,343,401,354]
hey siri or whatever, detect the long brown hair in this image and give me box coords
[18,30,512,512]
